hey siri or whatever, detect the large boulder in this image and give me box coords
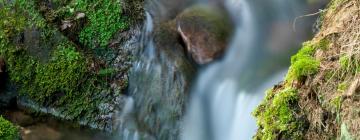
[176,5,233,64]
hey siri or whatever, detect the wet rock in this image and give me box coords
[127,20,196,139]
[176,5,233,64]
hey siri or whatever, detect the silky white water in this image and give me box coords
[181,0,315,139]
[117,0,322,139]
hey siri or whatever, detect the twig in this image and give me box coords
[293,9,327,32]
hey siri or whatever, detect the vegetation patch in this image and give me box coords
[254,87,306,140]
[68,0,129,48]
[0,116,19,140]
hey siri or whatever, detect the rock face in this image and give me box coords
[176,5,232,64]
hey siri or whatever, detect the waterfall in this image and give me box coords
[181,0,314,140]
[114,0,321,139]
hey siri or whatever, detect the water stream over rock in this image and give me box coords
[118,0,327,140]
[182,0,325,140]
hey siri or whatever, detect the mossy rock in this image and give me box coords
[176,4,233,64]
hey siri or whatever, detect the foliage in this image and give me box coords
[254,88,305,140]
[0,116,19,140]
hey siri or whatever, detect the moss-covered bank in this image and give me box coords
[254,0,360,139]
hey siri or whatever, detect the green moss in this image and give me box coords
[286,41,323,82]
[69,0,129,48]
[0,0,135,128]
[33,43,87,102]
[0,116,19,140]
[2,40,88,104]
[0,6,26,39]
[16,0,47,28]
[254,88,305,140]
[340,56,351,69]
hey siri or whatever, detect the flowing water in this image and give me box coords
[182,0,323,140]
[116,0,327,139]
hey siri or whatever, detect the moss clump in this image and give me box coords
[68,0,129,48]
[33,44,87,103]
[0,116,19,140]
[2,40,89,104]
[286,41,324,82]
[254,88,305,140]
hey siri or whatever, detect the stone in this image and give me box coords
[176,5,233,64]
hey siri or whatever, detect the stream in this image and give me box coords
[3,109,110,140]
[0,0,328,139]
